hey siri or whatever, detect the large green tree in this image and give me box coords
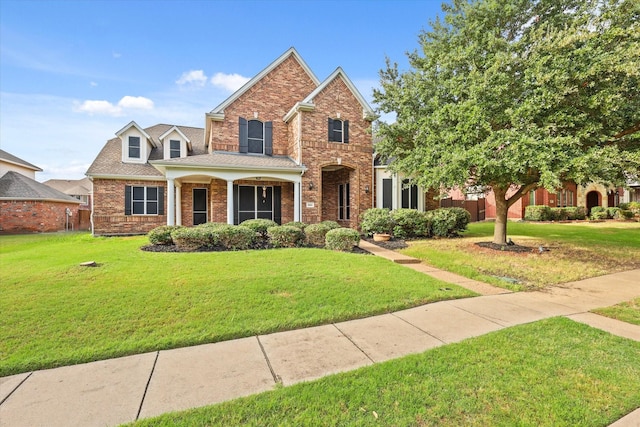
[374,0,640,244]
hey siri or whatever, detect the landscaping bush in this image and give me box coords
[550,208,569,221]
[590,206,608,220]
[267,225,305,248]
[618,202,630,210]
[629,202,640,216]
[448,207,471,232]
[524,205,552,221]
[170,226,210,250]
[305,223,331,247]
[148,225,183,245]
[325,227,360,251]
[564,206,587,220]
[360,208,395,236]
[426,208,460,237]
[216,224,256,250]
[617,209,635,220]
[196,222,229,247]
[283,221,307,230]
[240,219,278,238]
[607,207,621,219]
[320,220,341,230]
[390,209,431,239]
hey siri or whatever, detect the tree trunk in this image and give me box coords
[493,187,509,245]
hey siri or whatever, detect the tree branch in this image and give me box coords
[506,183,538,208]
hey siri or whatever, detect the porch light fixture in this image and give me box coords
[365,185,370,193]
[308,182,314,190]
[262,186,267,199]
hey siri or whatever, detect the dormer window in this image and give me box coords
[169,140,181,158]
[239,117,273,155]
[128,136,141,158]
[328,118,349,143]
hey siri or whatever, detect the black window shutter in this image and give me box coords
[239,117,248,153]
[273,186,282,224]
[343,120,349,143]
[233,184,239,225]
[158,186,165,215]
[411,185,418,210]
[264,121,273,156]
[124,185,132,215]
[327,118,334,141]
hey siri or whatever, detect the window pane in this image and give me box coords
[147,201,158,215]
[170,140,180,150]
[147,187,158,201]
[248,139,263,153]
[133,186,144,200]
[133,201,145,214]
[129,137,140,158]
[248,120,263,139]
[238,186,255,211]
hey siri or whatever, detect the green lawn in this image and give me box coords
[593,298,640,326]
[401,221,640,290]
[128,317,640,427]
[0,232,475,376]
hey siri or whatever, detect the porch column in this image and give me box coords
[226,180,234,225]
[167,178,175,226]
[294,181,301,222]
[175,182,182,225]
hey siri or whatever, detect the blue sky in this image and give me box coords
[1,0,444,181]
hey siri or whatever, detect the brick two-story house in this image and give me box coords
[87,48,375,235]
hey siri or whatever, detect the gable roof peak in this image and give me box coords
[209,47,320,116]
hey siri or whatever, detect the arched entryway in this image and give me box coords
[586,191,600,215]
[321,164,357,227]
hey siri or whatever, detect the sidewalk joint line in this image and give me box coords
[390,313,446,345]
[0,371,32,406]
[136,351,159,420]
[332,324,375,364]
[256,336,281,385]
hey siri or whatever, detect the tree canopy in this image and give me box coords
[373,0,640,244]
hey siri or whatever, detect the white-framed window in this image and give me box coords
[247,120,264,154]
[401,179,418,209]
[558,189,574,207]
[338,183,350,220]
[125,185,163,215]
[529,190,536,205]
[128,136,141,158]
[169,140,181,158]
[328,118,349,143]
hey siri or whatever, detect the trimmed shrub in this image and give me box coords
[426,208,458,237]
[325,227,360,251]
[390,209,431,239]
[267,225,305,248]
[564,206,586,220]
[196,222,228,247]
[607,207,621,219]
[629,202,640,216]
[170,227,210,250]
[148,225,183,245]
[240,219,278,238]
[320,220,341,230]
[618,209,635,219]
[448,207,471,232]
[283,221,307,230]
[360,208,395,236]
[590,206,608,220]
[305,223,331,247]
[216,225,255,250]
[550,208,569,221]
[618,202,630,210]
[524,205,552,221]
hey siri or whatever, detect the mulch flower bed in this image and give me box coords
[475,241,543,253]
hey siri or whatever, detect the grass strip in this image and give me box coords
[129,317,640,426]
[592,298,640,326]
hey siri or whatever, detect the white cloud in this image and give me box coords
[112,52,121,59]
[210,72,250,92]
[90,81,98,87]
[74,96,154,116]
[118,96,154,110]
[176,70,208,86]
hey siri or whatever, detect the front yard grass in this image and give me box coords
[0,233,475,376]
[129,317,640,427]
[400,221,640,290]
[592,298,640,326]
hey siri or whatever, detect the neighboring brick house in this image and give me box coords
[87,48,375,235]
[0,150,82,233]
[43,177,92,230]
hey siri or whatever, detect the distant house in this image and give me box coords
[0,150,83,234]
[87,48,375,235]
[43,177,92,230]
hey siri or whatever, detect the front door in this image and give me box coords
[193,188,207,225]
[586,191,600,216]
[235,185,281,224]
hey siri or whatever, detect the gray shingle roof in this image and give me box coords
[152,151,303,171]
[0,149,43,172]
[86,124,205,177]
[0,171,81,202]
[43,178,91,196]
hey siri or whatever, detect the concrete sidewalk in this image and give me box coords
[1,244,639,427]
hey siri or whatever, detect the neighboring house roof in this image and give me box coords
[0,149,43,172]
[86,124,205,178]
[43,177,92,196]
[208,47,321,118]
[0,171,81,203]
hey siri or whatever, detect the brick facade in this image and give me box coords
[0,201,83,233]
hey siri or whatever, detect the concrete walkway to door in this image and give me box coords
[1,242,639,427]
